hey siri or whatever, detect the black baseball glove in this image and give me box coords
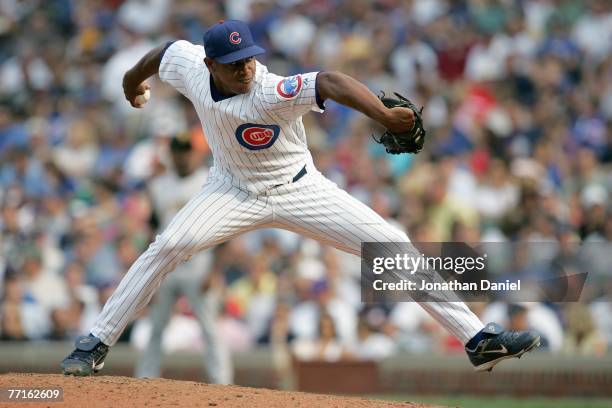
[373,91,426,154]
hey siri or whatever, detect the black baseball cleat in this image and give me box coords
[465,323,541,372]
[61,334,110,376]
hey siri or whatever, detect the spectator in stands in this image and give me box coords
[21,245,69,313]
[482,302,563,352]
[228,253,277,340]
[290,279,357,346]
[0,273,49,340]
[49,260,100,340]
[353,314,395,361]
[562,303,607,356]
[292,312,353,362]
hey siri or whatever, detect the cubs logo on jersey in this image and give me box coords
[235,123,280,150]
[276,75,302,100]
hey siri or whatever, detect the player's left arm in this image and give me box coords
[315,71,415,133]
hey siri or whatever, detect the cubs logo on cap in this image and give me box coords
[203,20,265,64]
[276,75,303,100]
[229,31,241,44]
[235,123,280,150]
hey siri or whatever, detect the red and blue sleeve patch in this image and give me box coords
[275,75,303,100]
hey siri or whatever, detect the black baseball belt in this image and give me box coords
[273,165,307,188]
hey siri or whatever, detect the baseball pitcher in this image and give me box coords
[61,20,539,376]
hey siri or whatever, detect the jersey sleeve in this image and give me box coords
[158,40,205,97]
[260,70,326,121]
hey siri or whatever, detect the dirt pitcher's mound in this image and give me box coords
[0,373,442,408]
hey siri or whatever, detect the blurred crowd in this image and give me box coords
[1,0,611,364]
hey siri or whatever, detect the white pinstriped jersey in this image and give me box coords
[158,40,324,194]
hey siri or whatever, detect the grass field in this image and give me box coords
[372,395,612,408]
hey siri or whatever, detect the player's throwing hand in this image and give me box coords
[122,76,150,108]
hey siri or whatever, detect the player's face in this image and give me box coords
[206,56,256,95]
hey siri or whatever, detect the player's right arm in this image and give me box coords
[122,40,204,107]
[122,43,168,108]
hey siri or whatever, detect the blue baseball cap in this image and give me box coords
[203,20,265,64]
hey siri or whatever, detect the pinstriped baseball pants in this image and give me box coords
[91,169,484,346]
